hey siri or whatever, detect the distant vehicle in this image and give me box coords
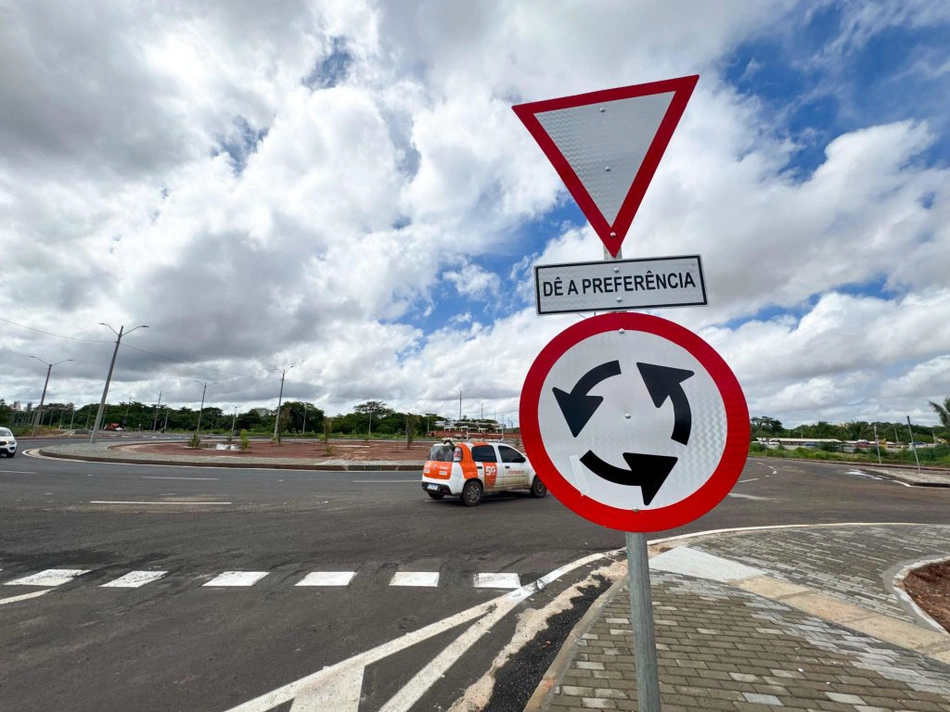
[103,423,124,431]
[421,439,546,506]
[0,427,17,458]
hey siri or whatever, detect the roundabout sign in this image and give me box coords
[520,311,749,532]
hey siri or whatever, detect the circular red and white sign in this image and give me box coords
[520,312,749,532]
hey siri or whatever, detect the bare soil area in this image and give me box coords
[904,560,950,634]
[118,438,433,461]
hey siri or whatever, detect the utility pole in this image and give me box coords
[906,416,921,473]
[29,357,73,437]
[873,424,882,464]
[302,404,308,436]
[162,407,170,432]
[123,395,133,428]
[273,367,292,443]
[90,323,148,443]
[231,406,238,436]
[68,404,76,430]
[151,389,163,431]
[194,381,214,436]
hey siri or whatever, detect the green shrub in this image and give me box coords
[188,433,201,448]
[239,429,250,452]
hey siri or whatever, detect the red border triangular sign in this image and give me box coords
[513,75,698,257]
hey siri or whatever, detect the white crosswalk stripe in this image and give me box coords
[389,571,440,587]
[473,572,521,589]
[0,567,530,591]
[101,571,168,588]
[203,571,270,587]
[295,571,356,587]
[3,569,91,587]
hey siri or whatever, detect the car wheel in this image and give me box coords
[461,479,483,507]
[530,476,546,498]
[426,491,444,500]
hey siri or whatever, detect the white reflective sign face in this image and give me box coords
[537,328,728,510]
[535,255,706,315]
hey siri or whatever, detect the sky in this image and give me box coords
[2,0,949,429]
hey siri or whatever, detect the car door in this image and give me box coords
[469,444,501,490]
[498,444,529,488]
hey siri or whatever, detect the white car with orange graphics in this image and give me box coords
[421,440,547,506]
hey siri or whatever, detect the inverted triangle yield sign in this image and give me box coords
[513,75,698,257]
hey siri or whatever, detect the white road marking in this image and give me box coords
[203,571,269,587]
[473,572,521,589]
[844,469,883,480]
[0,590,50,605]
[0,470,37,474]
[88,500,232,505]
[223,551,611,712]
[290,665,363,712]
[142,476,219,481]
[4,569,91,587]
[296,571,356,587]
[101,571,168,588]
[727,493,772,501]
[390,571,440,587]
[738,477,759,483]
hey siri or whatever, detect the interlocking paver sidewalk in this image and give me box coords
[531,525,950,712]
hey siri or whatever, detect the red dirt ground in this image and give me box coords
[118,438,435,461]
[904,560,950,634]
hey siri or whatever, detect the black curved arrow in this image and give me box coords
[636,362,694,445]
[553,360,622,437]
[579,451,678,506]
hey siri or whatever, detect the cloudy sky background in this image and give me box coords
[2,0,949,428]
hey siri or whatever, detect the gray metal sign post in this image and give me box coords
[604,246,662,712]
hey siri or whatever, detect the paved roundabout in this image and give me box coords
[0,438,947,711]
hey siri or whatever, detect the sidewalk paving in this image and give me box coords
[529,524,950,712]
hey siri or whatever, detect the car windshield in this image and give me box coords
[0,428,12,437]
[428,443,455,462]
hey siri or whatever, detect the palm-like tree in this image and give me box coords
[929,397,950,443]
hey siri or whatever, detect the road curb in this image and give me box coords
[34,447,425,472]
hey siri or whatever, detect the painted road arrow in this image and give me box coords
[636,362,694,445]
[552,360,622,437]
[579,451,678,506]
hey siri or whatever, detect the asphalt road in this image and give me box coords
[1,439,947,711]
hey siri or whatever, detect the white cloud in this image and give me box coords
[1,0,949,432]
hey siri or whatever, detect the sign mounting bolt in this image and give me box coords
[609,232,616,238]
[605,166,611,172]
[616,297,622,302]
[625,413,631,419]
[618,328,625,334]
[599,107,606,113]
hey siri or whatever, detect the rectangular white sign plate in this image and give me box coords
[534,255,707,315]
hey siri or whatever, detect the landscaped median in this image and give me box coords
[36,439,427,471]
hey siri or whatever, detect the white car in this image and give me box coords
[421,440,546,506]
[0,427,17,457]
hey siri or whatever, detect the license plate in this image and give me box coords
[427,484,439,491]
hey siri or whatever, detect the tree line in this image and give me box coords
[751,396,950,445]
[0,397,459,438]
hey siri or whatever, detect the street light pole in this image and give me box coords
[29,357,73,437]
[302,404,308,436]
[90,323,148,443]
[231,406,237,436]
[273,367,292,443]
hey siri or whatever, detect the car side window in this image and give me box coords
[471,445,497,462]
[499,446,525,463]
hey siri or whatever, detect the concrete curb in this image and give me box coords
[35,446,425,472]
